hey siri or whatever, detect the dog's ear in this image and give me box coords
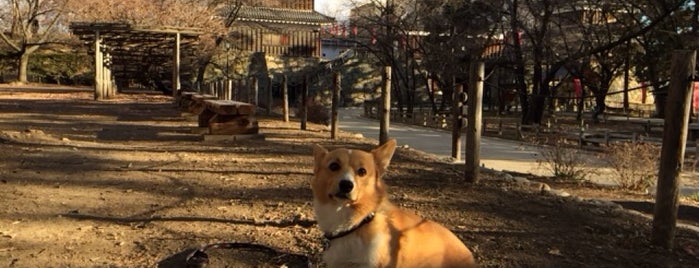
[312,144,328,173]
[372,139,397,173]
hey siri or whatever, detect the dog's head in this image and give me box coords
[311,139,397,205]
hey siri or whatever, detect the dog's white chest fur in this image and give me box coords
[314,202,354,234]
[314,202,385,267]
[323,233,384,267]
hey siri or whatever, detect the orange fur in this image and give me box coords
[311,139,476,268]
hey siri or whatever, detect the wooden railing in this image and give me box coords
[364,101,452,129]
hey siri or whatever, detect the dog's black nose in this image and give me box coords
[339,180,354,193]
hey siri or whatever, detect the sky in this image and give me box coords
[314,0,360,20]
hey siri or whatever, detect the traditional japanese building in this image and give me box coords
[219,0,335,104]
[225,0,334,58]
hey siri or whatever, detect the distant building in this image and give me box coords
[225,0,334,58]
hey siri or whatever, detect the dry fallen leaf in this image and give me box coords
[548,248,563,256]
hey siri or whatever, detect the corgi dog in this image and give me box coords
[311,139,476,268]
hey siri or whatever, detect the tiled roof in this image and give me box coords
[235,6,335,25]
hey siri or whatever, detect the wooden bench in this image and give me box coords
[177,91,197,110]
[516,123,545,139]
[199,100,259,135]
[578,131,661,147]
[188,94,219,115]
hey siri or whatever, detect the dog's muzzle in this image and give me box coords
[332,179,354,199]
[339,180,354,193]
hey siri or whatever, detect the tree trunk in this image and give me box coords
[424,72,438,113]
[465,61,484,183]
[380,66,392,145]
[654,90,668,118]
[510,0,529,124]
[18,52,30,83]
[17,45,40,83]
[331,72,340,139]
[648,65,667,118]
[591,89,607,123]
[577,86,585,121]
[196,58,209,91]
[407,61,417,117]
[652,50,696,249]
[392,66,404,118]
[526,61,547,125]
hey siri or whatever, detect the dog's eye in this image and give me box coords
[356,167,367,176]
[328,162,341,171]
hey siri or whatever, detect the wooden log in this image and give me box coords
[208,114,259,135]
[178,91,196,110]
[652,50,696,249]
[198,108,216,128]
[189,94,218,115]
[204,100,256,116]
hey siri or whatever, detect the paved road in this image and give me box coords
[338,108,699,195]
[338,108,547,176]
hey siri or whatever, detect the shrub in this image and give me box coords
[684,192,699,203]
[306,101,330,126]
[605,141,659,192]
[538,137,593,181]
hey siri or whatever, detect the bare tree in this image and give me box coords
[0,0,70,83]
[67,0,229,88]
[504,0,687,124]
[419,0,503,111]
[554,1,631,123]
[630,0,698,117]
[346,0,502,114]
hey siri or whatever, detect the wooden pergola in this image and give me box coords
[70,22,202,100]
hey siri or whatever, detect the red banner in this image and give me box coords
[693,82,699,113]
[573,78,582,98]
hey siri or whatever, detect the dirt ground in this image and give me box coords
[1,86,699,268]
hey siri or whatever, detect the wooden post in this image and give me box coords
[233,79,239,100]
[218,80,224,99]
[282,75,289,122]
[623,41,631,112]
[652,50,696,249]
[107,54,114,98]
[267,75,273,115]
[331,72,341,139]
[222,80,226,99]
[380,66,391,145]
[452,83,464,160]
[172,32,181,97]
[102,53,109,98]
[466,61,484,183]
[242,79,246,101]
[226,79,233,100]
[215,80,220,99]
[301,75,308,130]
[221,80,226,99]
[94,31,103,100]
[250,76,259,105]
